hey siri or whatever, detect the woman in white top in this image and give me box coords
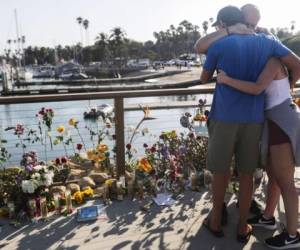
[217,58,300,248]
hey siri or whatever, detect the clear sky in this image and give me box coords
[0,0,299,53]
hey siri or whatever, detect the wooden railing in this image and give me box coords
[0,87,214,176]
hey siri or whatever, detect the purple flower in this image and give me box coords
[161,145,169,159]
[179,146,187,155]
[25,164,34,172]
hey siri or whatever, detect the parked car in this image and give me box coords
[164,59,176,66]
[152,61,165,70]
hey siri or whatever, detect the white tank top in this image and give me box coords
[265,77,291,110]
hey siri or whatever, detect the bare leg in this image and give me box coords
[264,165,281,218]
[270,143,298,235]
[210,172,231,231]
[238,173,254,234]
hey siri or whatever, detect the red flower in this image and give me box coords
[76,144,83,150]
[188,133,195,139]
[126,144,132,150]
[150,146,156,153]
[196,135,202,140]
[55,158,61,165]
[61,157,67,164]
[143,143,148,148]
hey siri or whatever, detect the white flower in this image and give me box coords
[32,173,41,180]
[43,171,54,186]
[22,180,36,194]
[34,165,44,171]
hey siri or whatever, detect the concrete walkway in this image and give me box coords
[1,170,300,250]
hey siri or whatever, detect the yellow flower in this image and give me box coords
[97,144,108,153]
[82,187,94,197]
[73,191,84,204]
[68,118,78,127]
[138,157,152,173]
[105,179,114,186]
[170,130,177,138]
[95,153,106,162]
[56,125,65,133]
[86,149,95,161]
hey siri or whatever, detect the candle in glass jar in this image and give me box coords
[119,176,126,188]
[127,180,134,197]
[40,196,48,219]
[53,193,60,214]
[190,173,197,189]
[116,181,123,200]
[65,190,73,213]
[28,199,37,218]
[7,202,15,219]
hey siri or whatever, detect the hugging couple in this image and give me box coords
[195,4,300,249]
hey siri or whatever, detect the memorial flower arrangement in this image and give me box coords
[0,102,213,222]
[21,163,55,194]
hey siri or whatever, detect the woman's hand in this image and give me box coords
[228,23,254,35]
[217,70,229,84]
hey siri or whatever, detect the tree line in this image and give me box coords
[3,19,300,66]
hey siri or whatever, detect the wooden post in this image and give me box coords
[114,97,125,177]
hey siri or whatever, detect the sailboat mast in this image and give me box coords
[14,9,20,52]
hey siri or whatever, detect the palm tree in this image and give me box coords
[76,17,84,46]
[20,35,26,66]
[202,21,209,35]
[291,20,296,34]
[83,19,89,46]
[109,27,127,70]
[95,32,109,63]
[6,40,12,58]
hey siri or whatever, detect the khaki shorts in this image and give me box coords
[207,119,262,174]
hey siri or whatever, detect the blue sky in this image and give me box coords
[0,0,299,53]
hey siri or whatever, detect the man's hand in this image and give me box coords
[255,26,271,35]
[217,70,229,83]
[228,23,254,35]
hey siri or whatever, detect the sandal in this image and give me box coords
[237,224,253,243]
[203,217,224,238]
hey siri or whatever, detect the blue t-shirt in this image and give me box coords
[204,33,291,123]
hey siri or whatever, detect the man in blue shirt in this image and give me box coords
[200,5,300,243]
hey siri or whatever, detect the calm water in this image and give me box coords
[0,94,213,167]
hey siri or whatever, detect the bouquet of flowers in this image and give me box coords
[21,164,54,194]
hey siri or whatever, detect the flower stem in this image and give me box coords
[76,127,87,151]
[129,118,145,146]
